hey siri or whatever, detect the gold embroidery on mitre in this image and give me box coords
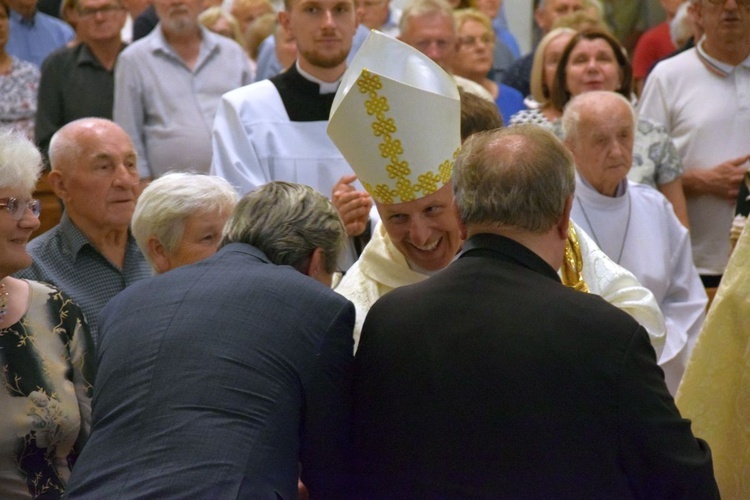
[354,69,456,204]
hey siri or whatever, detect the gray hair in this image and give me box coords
[222,182,346,273]
[670,2,692,47]
[399,0,455,35]
[454,124,575,233]
[561,91,637,145]
[131,172,239,269]
[0,131,43,193]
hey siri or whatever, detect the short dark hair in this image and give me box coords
[459,89,503,142]
[549,29,633,112]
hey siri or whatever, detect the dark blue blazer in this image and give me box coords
[66,243,355,499]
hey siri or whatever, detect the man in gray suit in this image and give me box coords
[65,182,354,499]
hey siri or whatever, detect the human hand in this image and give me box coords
[684,155,749,200]
[332,174,373,237]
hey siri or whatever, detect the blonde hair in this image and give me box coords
[453,7,493,33]
[530,27,576,104]
[199,7,246,50]
[244,12,277,60]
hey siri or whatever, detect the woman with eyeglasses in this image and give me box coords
[451,9,525,125]
[0,131,95,499]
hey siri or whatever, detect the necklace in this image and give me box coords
[576,194,632,265]
[0,282,8,323]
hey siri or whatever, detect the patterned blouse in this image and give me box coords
[0,56,39,140]
[509,108,684,188]
[0,280,95,499]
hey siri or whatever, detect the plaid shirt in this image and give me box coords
[16,213,152,347]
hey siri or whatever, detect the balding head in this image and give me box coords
[535,0,585,33]
[47,118,140,237]
[562,91,635,197]
[454,124,575,233]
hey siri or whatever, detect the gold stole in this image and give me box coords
[561,225,589,293]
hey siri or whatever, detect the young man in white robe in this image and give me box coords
[210,0,373,269]
[328,32,666,353]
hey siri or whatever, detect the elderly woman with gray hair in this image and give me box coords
[131,172,238,274]
[0,131,95,498]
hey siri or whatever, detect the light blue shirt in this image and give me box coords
[114,25,252,178]
[6,9,74,67]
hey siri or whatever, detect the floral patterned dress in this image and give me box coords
[0,56,39,140]
[0,281,95,499]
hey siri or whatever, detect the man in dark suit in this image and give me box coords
[65,182,355,499]
[350,125,719,498]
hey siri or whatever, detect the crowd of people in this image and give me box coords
[0,0,748,497]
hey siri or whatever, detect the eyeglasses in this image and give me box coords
[0,197,41,220]
[77,4,123,17]
[459,34,495,48]
[705,0,750,6]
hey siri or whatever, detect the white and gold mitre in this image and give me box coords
[328,30,461,205]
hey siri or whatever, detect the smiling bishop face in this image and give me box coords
[377,183,462,272]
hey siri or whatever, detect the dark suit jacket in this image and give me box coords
[65,243,355,499]
[350,233,718,499]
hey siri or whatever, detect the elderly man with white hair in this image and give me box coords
[563,90,707,395]
[131,172,238,274]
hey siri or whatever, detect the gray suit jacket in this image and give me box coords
[65,243,355,499]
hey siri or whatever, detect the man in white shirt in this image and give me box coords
[638,0,750,288]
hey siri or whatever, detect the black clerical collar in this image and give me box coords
[270,63,340,122]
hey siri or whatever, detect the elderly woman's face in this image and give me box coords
[0,187,40,277]
[564,37,622,96]
[162,207,231,272]
[454,19,495,78]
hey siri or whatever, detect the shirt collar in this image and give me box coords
[10,8,34,26]
[295,60,342,94]
[76,41,127,68]
[150,23,217,61]
[696,36,750,77]
[58,212,95,262]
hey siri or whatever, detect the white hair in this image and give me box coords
[0,131,43,193]
[131,172,239,269]
[561,91,638,144]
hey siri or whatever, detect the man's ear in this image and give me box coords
[305,247,326,277]
[147,236,172,274]
[47,170,69,202]
[278,10,292,36]
[533,6,549,32]
[305,247,334,286]
[557,195,573,241]
[452,197,467,241]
